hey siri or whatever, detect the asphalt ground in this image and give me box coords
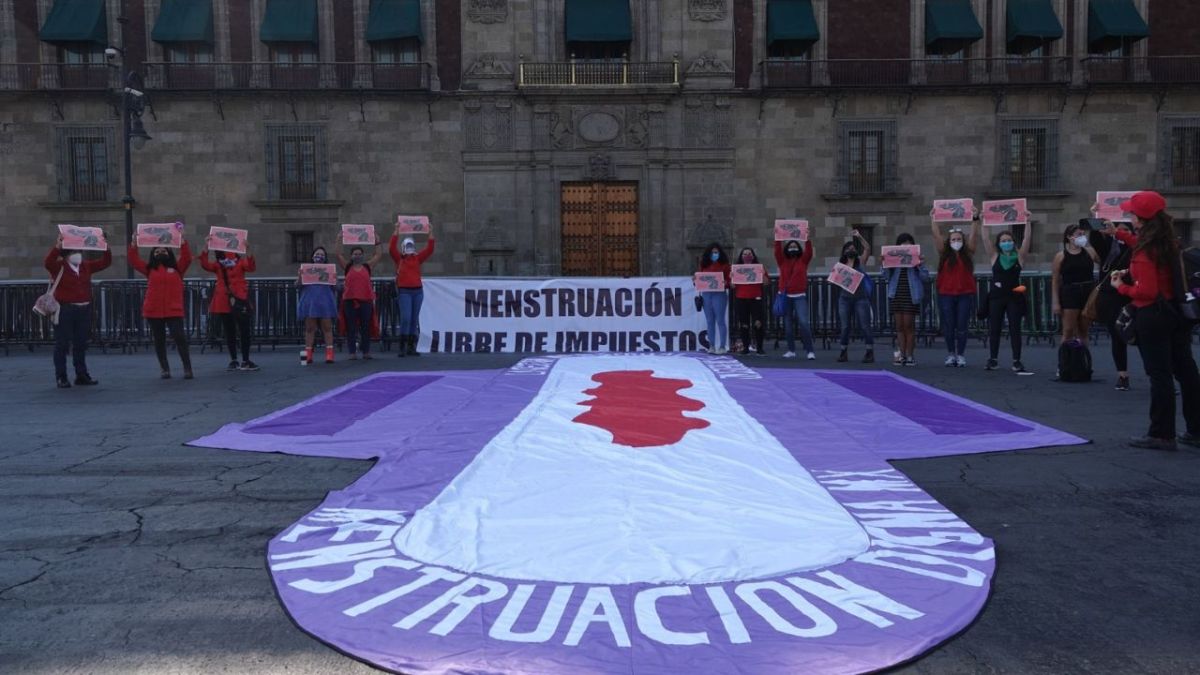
[1,339,1197,674]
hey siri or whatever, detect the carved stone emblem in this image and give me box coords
[549,112,573,150]
[577,112,622,144]
[688,0,726,22]
[686,52,733,75]
[467,0,507,24]
[464,54,513,79]
[588,154,612,180]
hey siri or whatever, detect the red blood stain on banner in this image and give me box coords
[573,370,710,447]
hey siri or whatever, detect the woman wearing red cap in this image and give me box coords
[1109,191,1200,451]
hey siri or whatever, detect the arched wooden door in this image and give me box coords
[561,181,639,276]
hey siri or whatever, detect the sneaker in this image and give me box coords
[239,361,260,372]
[806,352,816,361]
[1179,432,1200,448]
[227,360,240,371]
[944,355,957,367]
[716,347,728,355]
[985,358,998,371]
[74,374,98,386]
[183,369,194,380]
[862,350,874,364]
[837,349,848,363]
[1012,361,1026,373]
[893,353,904,366]
[1115,376,1130,391]
[903,357,917,367]
[349,353,359,361]
[160,370,171,379]
[362,353,373,360]
[782,351,796,358]
[56,375,71,389]
[1129,436,1177,451]
[956,355,967,367]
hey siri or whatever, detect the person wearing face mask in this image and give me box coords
[884,232,930,366]
[980,224,1033,372]
[297,246,338,365]
[199,245,258,371]
[1052,223,1100,345]
[44,233,113,388]
[389,225,436,357]
[128,238,193,379]
[1109,191,1200,451]
[733,247,768,356]
[1088,213,1136,391]
[337,244,384,360]
[836,230,875,363]
[697,242,731,354]
[930,214,980,367]
[773,237,816,359]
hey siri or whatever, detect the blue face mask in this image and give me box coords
[999,240,1015,252]
[710,252,719,262]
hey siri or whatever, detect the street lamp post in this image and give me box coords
[115,1,150,278]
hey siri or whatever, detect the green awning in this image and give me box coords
[925,0,983,55]
[152,0,214,44]
[260,0,318,43]
[1088,0,1148,53]
[565,0,632,43]
[1006,0,1063,54]
[365,0,422,42]
[766,0,820,47]
[39,0,107,45]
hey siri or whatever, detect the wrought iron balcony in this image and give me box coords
[0,63,116,91]
[517,60,680,88]
[1081,56,1200,85]
[761,57,1072,89]
[141,61,431,91]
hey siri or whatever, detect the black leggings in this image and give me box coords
[148,317,191,371]
[1106,317,1129,372]
[735,297,765,353]
[987,294,1024,360]
[220,312,252,362]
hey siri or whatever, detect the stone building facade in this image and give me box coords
[1,0,1199,280]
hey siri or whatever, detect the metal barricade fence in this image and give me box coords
[0,273,1084,354]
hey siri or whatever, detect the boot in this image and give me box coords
[862,349,874,364]
[837,348,848,363]
[406,334,419,356]
[397,336,407,357]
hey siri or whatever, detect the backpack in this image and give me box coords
[1057,339,1093,383]
[1176,246,1200,322]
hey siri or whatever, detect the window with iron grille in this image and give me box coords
[265,124,328,200]
[167,43,213,63]
[372,39,421,63]
[1161,118,1200,188]
[997,118,1058,191]
[271,43,318,64]
[836,121,898,194]
[568,41,629,62]
[58,43,105,64]
[289,231,315,263]
[54,126,115,202]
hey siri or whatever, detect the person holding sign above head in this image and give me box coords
[389,221,435,357]
[930,212,979,367]
[198,243,258,372]
[732,247,767,356]
[1052,222,1100,345]
[774,237,816,359]
[836,231,875,364]
[44,231,112,388]
[337,244,384,360]
[128,235,194,380]
[884,233,929,366]
[980,223,1033,373]
[297,246,338,365]
[696,242,731,354]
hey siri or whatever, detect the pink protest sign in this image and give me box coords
[341,224,377,246]
[208,227,248,254]
[932,198,974,222]
[299,264,338,285]
[730,264,765,285]
[57,225,108,251]
[828,262,865,294]
[693,272,727,292]
[981,199,1028,227]
[1095,192,1137,222]
[881,244,921,269]
[397,215,431,235]
[774,219,809,242]
[136,222,184,248]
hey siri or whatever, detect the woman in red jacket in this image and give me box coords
[773,238,815,359]
[45,234,113,388]
[129,239,193,379]
[199,246,258,371]
[388,226,435,357]
[1109,191,1200,451]
[733,247,768,356]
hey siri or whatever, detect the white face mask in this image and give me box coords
[67,253,83,266]
[950,241,963,252]
[1073,235,1089,248]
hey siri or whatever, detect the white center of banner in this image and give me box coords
[393,355,870,585]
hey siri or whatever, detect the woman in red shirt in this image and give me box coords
[129,238,193,379]
[199,246,258,371]
[45,233,113,388]
[773,238,815,359]
[733,247,768,356]
[388,226,436,357]
[696,242,731,354]
[338,244,384,359]
[1109,191,1200,451]
[930,217,980,367]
